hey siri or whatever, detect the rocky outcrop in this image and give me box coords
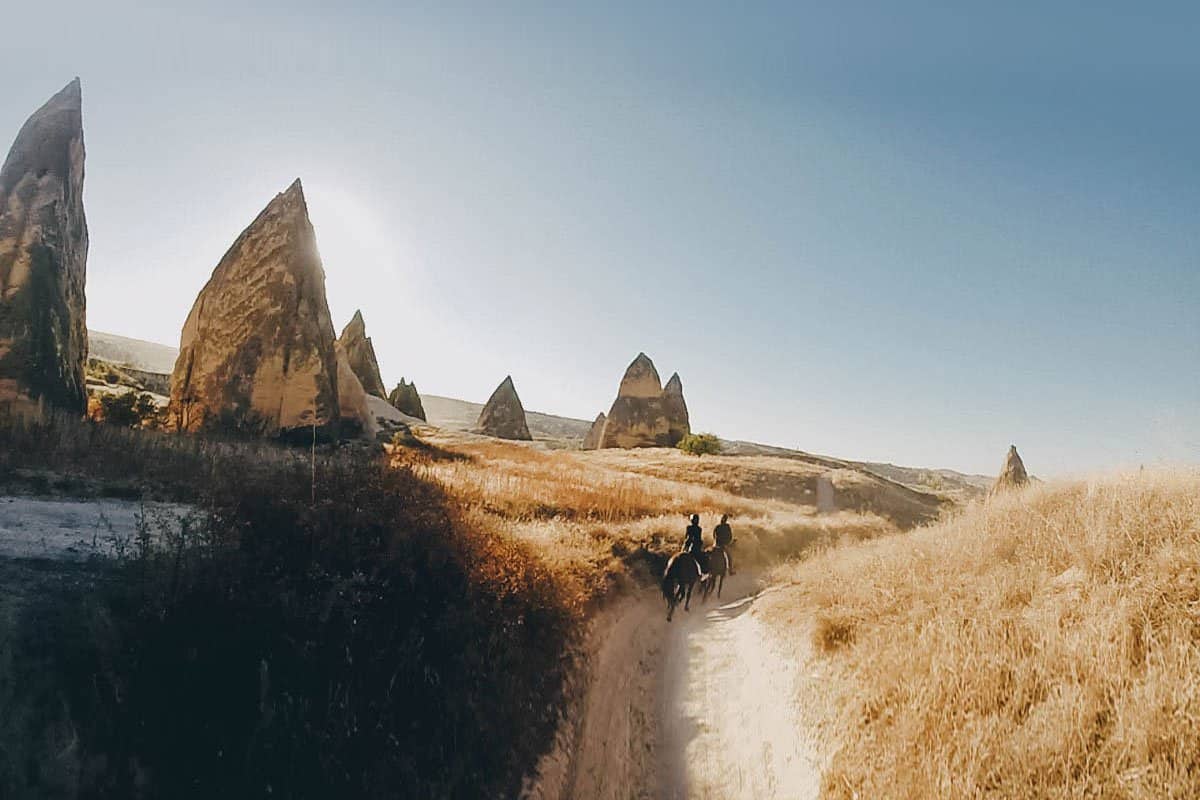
[388,378,426,421]
[168,180,343,439]
[0,79,88,415]
[581,412,606,450]
[991,445,1029,494]
[335,342,375,438]
[662,372,690,444]
[337,310,387,399]
[598,353,690,448]
[476,376,531,440]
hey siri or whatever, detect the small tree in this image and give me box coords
[677,432,722,457]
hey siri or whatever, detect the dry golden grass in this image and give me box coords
[394,432,897,610]
[770,467,1200,799]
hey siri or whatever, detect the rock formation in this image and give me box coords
[388,378,426,421]
[581,412,606,450]
[168,180,344,439]
[0,79,88,415]
[662,372,690,444]
[476,376,531,440]
[335,341,375,438]
[337,310,387,399]
[597,353,690,448]
[991,445,1029,494]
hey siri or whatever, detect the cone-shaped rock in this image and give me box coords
[617,352,662,398]
[476,375,531,440]
[388,377,426,421]
[662,371,691,444]
[168,180,342,439]
[581,412,606,450]
[991,445,1030,494]
[599,353,689,448]
[337,310,387,399]
[0,79,88,414]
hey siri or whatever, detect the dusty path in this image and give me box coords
[658,577,821,799]
[525,574,821,799]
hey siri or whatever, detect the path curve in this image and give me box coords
[524,574,821,799]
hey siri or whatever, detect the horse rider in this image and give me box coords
[713,514,735,575]
[683,514,704,555]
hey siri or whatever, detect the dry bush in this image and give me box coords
[774,468,1200,799]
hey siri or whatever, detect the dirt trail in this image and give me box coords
[525,574,821,799]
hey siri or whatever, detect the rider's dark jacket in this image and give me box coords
[683,523,703,553]
[714,522,732,548]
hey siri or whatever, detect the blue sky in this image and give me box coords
[2,1,1196,475]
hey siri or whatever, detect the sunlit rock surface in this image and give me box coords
[168,180,343,439]
[598,353,690,448]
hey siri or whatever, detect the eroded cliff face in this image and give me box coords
[338,310,387,399]
[0,79,88,414]
[598,353,690,448]
[168,180,342,439]
[476,375,532,440]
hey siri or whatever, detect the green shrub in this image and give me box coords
[677,432,722,456]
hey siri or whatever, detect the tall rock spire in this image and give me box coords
[0,78,88,414]
[168,180,344,439]
[338,309,387,399]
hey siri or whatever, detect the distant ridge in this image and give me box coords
[88,330,179,373]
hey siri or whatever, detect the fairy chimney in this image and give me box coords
[168,180,344,439]
[598,353,691,448]
[991,445,1030,494]
[0,79,88,415]
[476,375,532,440]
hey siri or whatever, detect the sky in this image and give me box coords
[1,1,1196,476]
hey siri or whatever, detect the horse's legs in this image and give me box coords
[718,573,724,598]
[684,581,693,611]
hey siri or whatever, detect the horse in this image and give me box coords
[700,545,730,602]
[662,550,706,621]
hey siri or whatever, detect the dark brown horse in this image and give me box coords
[700,545,730,602]
[662,551,706,621]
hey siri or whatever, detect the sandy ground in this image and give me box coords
[525,574,821,799]
[0,496,194,561]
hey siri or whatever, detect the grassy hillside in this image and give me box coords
[767,468,1200,799]
[396,430,900,610]
[1,410,903,798]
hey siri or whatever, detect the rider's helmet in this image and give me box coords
[690,514,699,524]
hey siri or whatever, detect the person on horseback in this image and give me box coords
[713,514,735,575]
[683,514,704,554]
